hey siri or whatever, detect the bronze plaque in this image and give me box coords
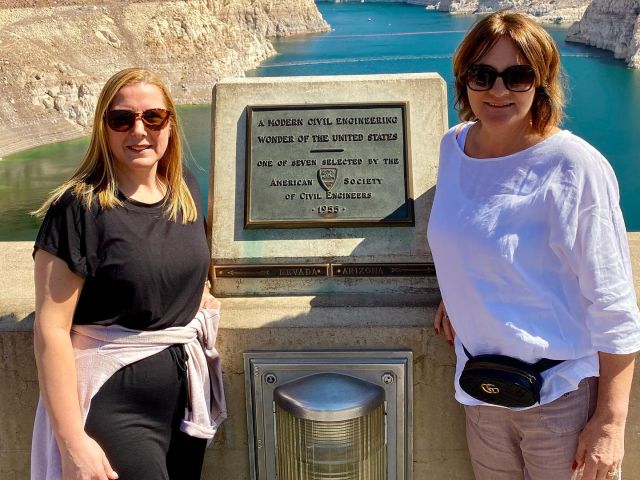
[213,263,435,278]
[214,265,329,278]
[245,103,413,228]
[332,263,435,277]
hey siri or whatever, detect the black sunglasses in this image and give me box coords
[465,64,536,92]
[105,108,172,132]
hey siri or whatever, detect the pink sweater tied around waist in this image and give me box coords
[31,309,226,480]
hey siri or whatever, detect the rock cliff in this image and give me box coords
[0,0,329,157]
[566,0,640,67]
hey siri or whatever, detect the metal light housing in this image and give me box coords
[244,351,412,480]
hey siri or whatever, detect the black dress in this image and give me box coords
[34,170,211,480]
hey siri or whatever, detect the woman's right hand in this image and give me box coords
[434,300,456,346]
[34,250,116,479]
[60,434,119,480]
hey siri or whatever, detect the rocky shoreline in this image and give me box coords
[567,0,640,68]
[0,0,329,158]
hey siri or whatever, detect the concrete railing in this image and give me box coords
[2,236,639,479]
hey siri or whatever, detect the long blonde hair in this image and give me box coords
[35,68,197,223]
[453,11,565,134]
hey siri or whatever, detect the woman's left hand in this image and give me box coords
[574,352,635,480]
[200,284,221,311]
[574,415,624,480]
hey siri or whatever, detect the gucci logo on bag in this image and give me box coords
[480,383,500,394]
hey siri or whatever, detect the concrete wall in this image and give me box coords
[2,237,640,479]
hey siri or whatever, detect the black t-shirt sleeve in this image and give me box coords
[34,191,89,278]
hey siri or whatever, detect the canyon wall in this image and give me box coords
[0,0,329,157]
[566,0,640,67]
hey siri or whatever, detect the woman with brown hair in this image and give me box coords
[31,68,222,480]
[428,11,640,480]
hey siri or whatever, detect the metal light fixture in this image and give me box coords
[244,351,412,480]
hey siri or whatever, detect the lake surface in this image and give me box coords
[1,2,639,240]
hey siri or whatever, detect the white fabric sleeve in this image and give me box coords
[550,142,640,354]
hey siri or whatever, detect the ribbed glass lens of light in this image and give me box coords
[275,403,386,480]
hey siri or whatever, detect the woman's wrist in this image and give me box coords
[595,351,636,426]
[55,424,88,451]
[591,405,629,426]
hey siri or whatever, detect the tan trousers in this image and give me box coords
[463,377,610,480]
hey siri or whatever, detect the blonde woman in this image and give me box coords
[32,68,220,480]
[428,11,640,480]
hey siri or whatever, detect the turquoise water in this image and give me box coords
[1,3,639,240]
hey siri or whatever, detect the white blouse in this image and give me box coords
[427,123,640,407]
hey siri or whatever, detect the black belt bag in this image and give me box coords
[459,345,564,408]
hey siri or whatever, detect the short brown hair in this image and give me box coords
[452,10,565,134]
